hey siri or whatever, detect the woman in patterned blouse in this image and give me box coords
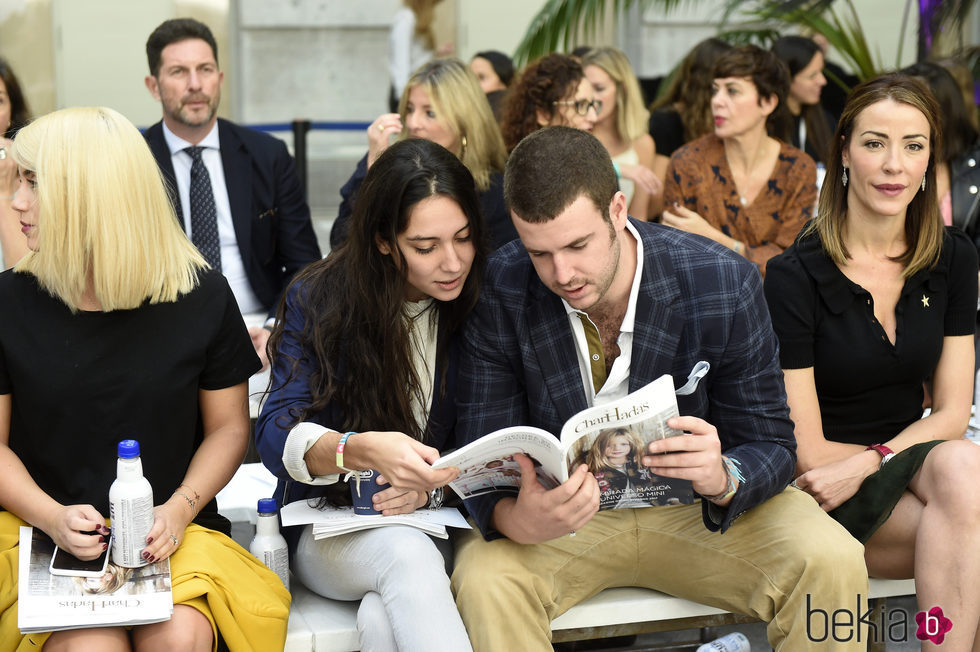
[662,45,816,275]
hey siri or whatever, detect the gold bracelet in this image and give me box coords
[178,483,201,502]
[174,490,198,511]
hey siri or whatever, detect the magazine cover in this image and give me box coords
[436,372,698,509]
[18,527,173,633]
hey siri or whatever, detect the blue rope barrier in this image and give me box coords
[248,121,371,133]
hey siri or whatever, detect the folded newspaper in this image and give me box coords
[18,527,173,633]
[434,368,708,510]
[279,501,471,539]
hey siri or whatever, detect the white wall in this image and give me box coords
[455,0,548,61]
[51,0,175,125]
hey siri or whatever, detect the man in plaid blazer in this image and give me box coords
[450,127,868,651]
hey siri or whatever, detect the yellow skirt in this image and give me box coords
[0,512,290,652]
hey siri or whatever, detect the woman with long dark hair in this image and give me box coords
[257,138,484,651]
[771,35,835,166]
[0,57,31,268]
[648,37,733,212]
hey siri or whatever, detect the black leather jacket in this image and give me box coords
[951,142,980,241]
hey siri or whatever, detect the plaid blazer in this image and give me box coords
[457,219,796,538]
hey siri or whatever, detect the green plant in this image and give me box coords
[513,0,976,81]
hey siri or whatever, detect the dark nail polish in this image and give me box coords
[142,551,150,560]
[146,537,153,544]
[102,543,108,551]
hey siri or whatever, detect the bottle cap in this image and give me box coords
[257,498,278,514]
[117,439,140,459]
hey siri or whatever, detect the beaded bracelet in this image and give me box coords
[701,456,745,503]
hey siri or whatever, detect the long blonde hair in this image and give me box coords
[397,58,507,192]
[405,0,440,51]
[586,427,644,474]
[581,47,649,142]
[11,106,207,311]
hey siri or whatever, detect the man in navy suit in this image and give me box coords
[451,127,868,650]
[143,18,321,366]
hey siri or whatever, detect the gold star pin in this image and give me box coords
[921,294,930,308]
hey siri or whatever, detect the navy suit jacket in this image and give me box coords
[144,118,322,317]
[457,219,796,538]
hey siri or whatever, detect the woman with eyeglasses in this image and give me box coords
[582,47,662,221]
[501,53,660,205]
[662,45,817,275]
[499,54,595,150]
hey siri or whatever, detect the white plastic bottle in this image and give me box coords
[250,498,289,589]
[108,439,154,568]
[697,632,751,652]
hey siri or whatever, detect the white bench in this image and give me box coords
[283,577,916,651]
[218,465,916,651]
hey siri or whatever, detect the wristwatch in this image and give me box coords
[866,444,895,469]
[426,486,444,510]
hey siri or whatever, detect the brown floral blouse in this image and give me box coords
[664,134,817,275]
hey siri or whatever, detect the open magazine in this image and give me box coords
[18,527,173,633]
[434,366,710,510]
[279,501,471,540]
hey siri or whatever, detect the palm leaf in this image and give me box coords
[729,0,879,79]
[513,0,692,65]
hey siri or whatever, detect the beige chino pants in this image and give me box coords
[452,487,869,651]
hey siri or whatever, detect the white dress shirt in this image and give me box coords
[563,220,645,407]
[161,121,264,314]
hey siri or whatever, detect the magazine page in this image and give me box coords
[433,426,566,500]
[310,511,452,540]
[558,374,695,510]
[280,500,470,541]
[18,527,173,633]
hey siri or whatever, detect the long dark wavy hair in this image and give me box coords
[772,36,832,163]
[268,138,487,441]
[651,37,732,142]
[0,57,30,138]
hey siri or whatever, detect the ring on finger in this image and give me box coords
[170,533,178,546]
[377,124,386,132]
[0,148,5,160]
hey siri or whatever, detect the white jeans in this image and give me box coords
[293,524,472,652]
